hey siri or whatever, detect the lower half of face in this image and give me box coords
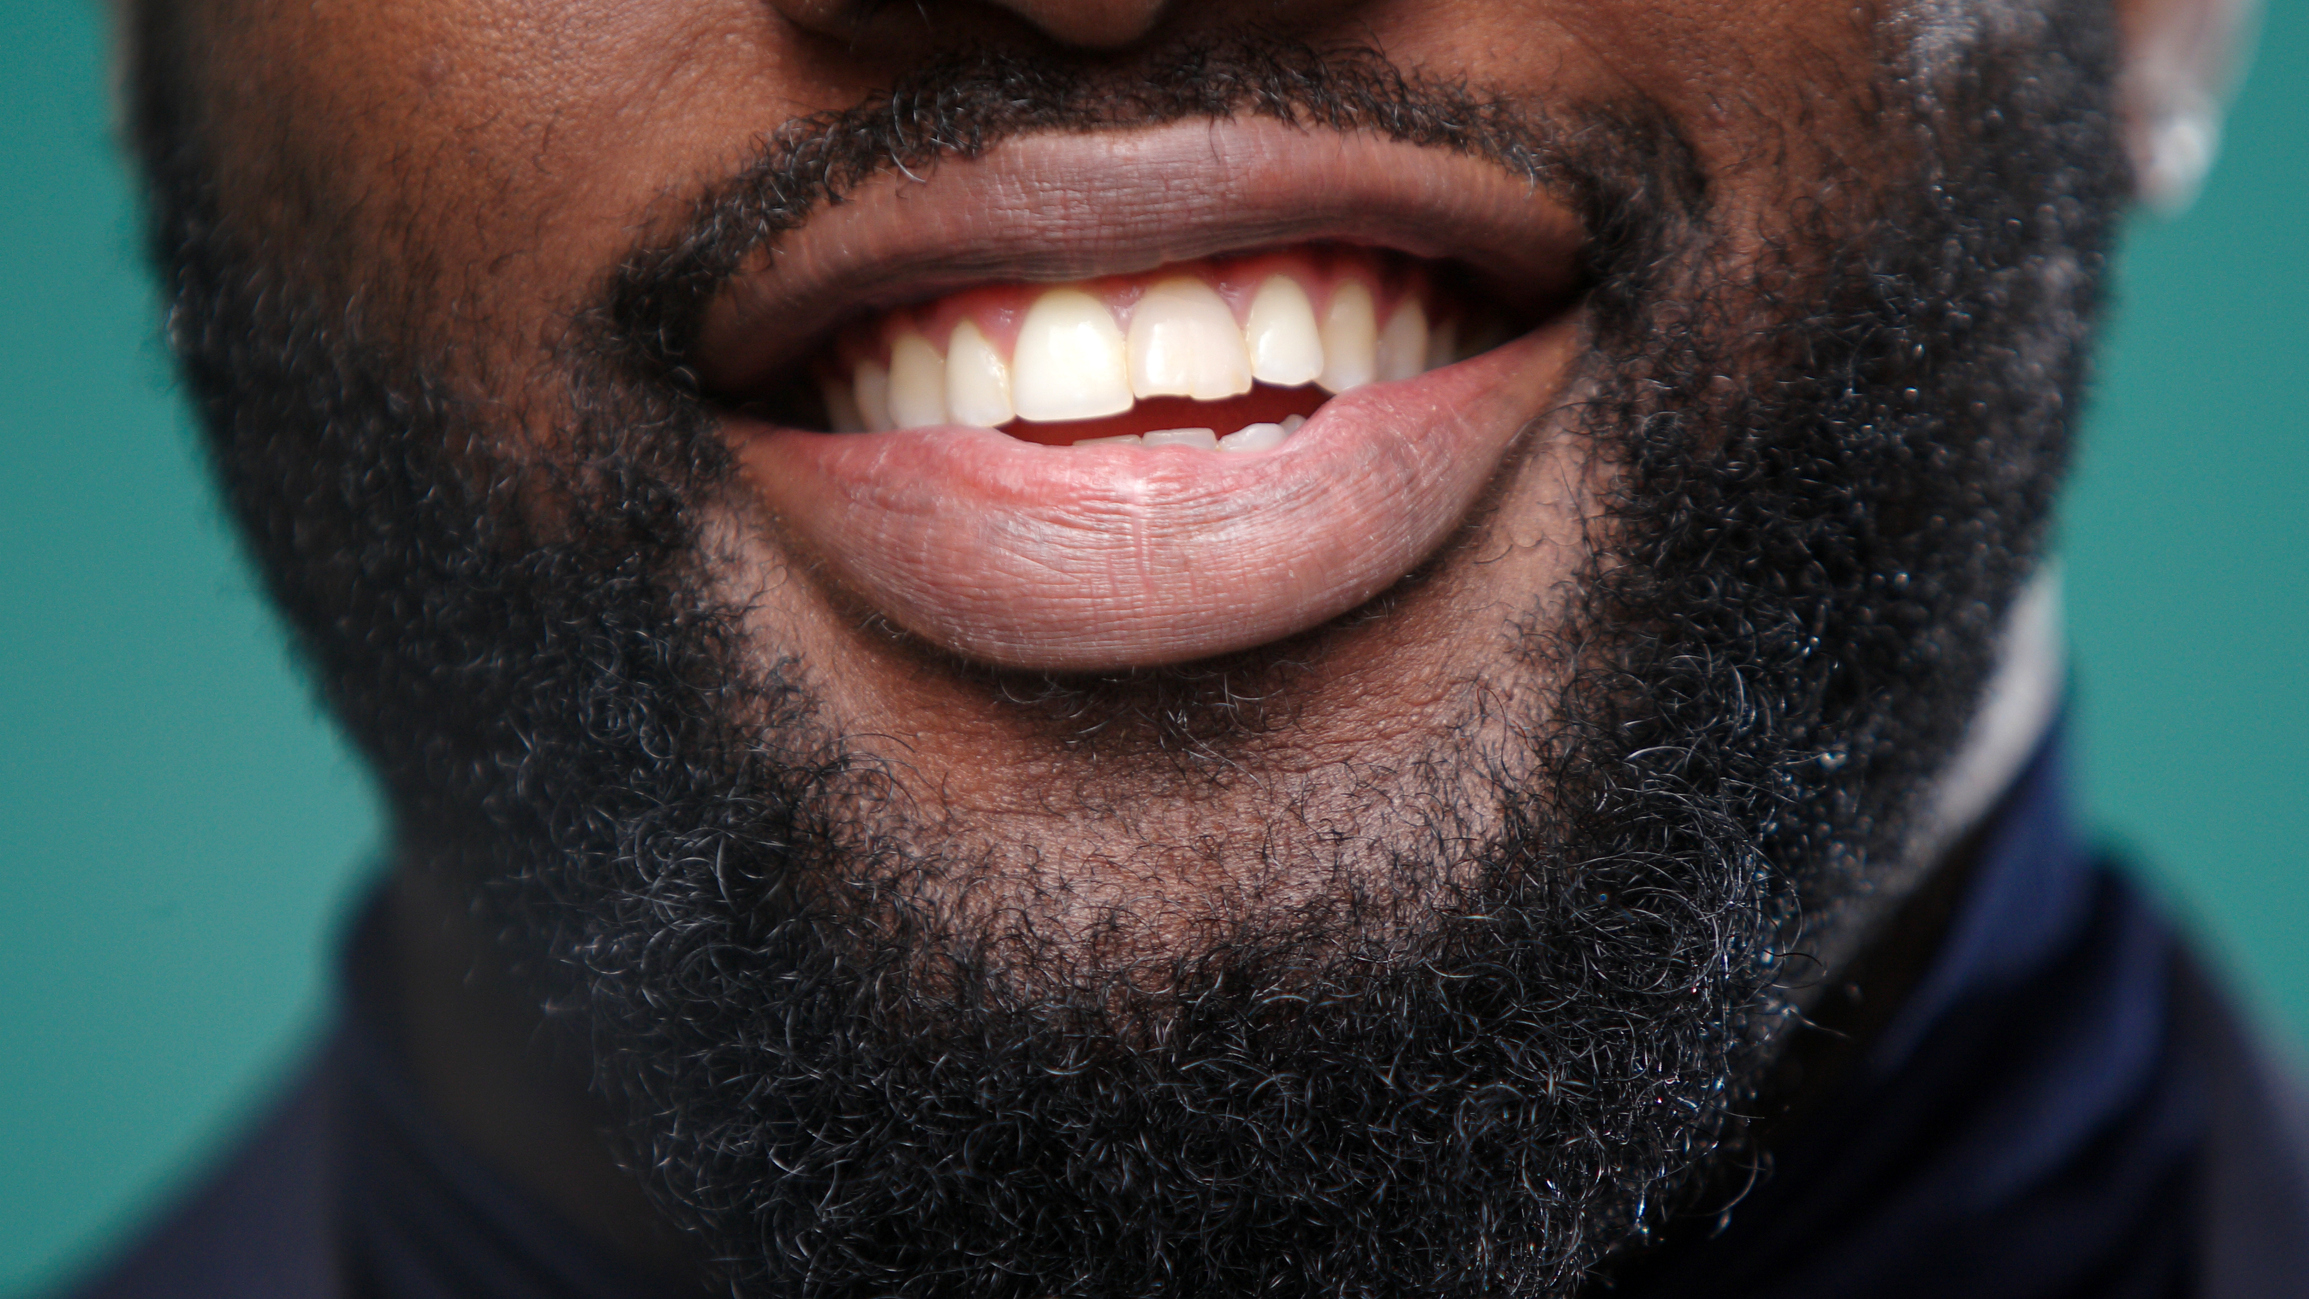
[140,0,2126,1292]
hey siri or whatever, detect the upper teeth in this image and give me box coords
[1128,278,1254,402]
[823,268,1481,444]
[1316,280,1378,394]
[944,319,1015,428]
[1244,276,1325,387]
[1012,288,1133,422]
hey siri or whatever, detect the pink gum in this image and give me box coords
[833,247,1442,367]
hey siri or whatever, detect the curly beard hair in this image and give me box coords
[130,6,2125,1295]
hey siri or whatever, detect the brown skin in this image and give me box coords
[150,0,2239,1279]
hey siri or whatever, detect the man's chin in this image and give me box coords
[573,750,1776,1299]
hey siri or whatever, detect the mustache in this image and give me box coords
[593,39,1704,378]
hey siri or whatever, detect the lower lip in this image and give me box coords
[725,317,1579,671]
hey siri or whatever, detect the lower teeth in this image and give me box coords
[1077,413,1306,452]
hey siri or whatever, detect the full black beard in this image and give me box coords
[131,11,2124,1298]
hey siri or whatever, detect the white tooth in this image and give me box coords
[1425,317,1459,372]
[1218,422,1288,453]
[1280,413,1306,432]
[943,319,1014,427]
[1243,275,1324,388]
[1012,288,1133,422]
[1128,279,1253,402]
[1316,281,1378,394]
[1143,427,1219,449]
[1073,433,1143,447]
[821,373,865,432]
[853,358,892,432]
[1374,298,1429,383]
[886,329,948,429]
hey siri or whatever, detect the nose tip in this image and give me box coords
[768,0,1175,51]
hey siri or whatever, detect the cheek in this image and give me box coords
[1425,0,1887,200]
[192,0,837,328]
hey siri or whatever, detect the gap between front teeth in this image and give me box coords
[823,270,1481,446]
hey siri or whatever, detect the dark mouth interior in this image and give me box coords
[993,389,1330,446]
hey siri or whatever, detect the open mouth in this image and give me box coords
[694,120,1589,673]
[765,247,1515,452]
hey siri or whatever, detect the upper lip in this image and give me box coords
[691,118,1589,399]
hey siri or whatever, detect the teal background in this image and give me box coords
[1,0,2301,1292]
